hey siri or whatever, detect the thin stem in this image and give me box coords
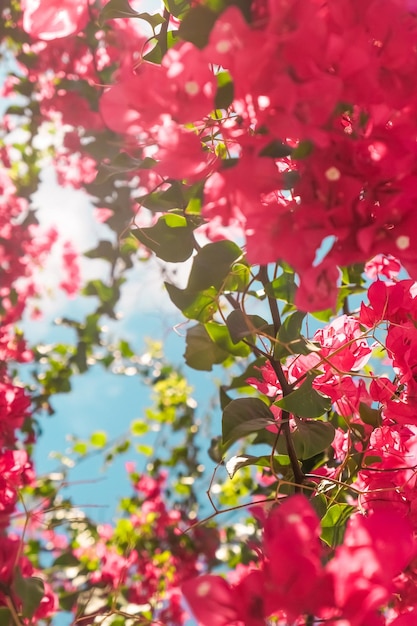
[4,596,23,626]
[258,266,281,335]
[281,411,305,487]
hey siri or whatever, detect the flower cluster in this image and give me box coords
[184,495,416,626]
[97,0,417,310]
[5,1,417,625]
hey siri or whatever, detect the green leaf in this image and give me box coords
[225,453,289,478]
[215,72,234,109]
[83,279,112,302]
[223,262,250,292]
[220,386,233,410]
[73,441,88,456]
[59,591,79,612]
[0,607,12,626]
[292,419,335,460]
[274,310,309,359]
[132,214,194,263]
[184,324,229,371]
[205,322,251,357]
[137,182,186,212]
[143,43,163,64]
[165,283,218,322]
[13,572,44,619]
[188,240,242,291]
[259,140,292,158]
[222,398,275,451]
[208,436,224,463]
[321,503,355,547]
[291,140,313,159]
[275,373,331,418]
[359,402,382,427]
[226,310,272,344]
[264,273,297,304]
[94,154,153,185]
[136,444,154,456]
[143,30,179,63]
[163,0,190,18]
[53,553,80,567]
[119,339,134,358]
[131,420,149,436]
[99,0,143,23]
[310,493,328,519]
[90,431,107,448]
[134,12,166,28]
[84,240,117,262]
[178,5,218,48]
[363,454,382,466]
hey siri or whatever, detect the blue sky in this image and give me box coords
[20,166,220,521]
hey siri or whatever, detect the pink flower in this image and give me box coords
[22,0,89,40]
[59,241,81,297]
[365,254,402,280]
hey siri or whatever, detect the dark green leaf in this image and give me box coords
[84,240,117,262]
[163,0,190,18]
[259,140,292,158]
[282,171,299,189]
[293,419,335,459]
[137,182,186,212]
[53,553,80,567]
[274,310,307,359]
[359,402,382,427]
[143,31,179,63]
[275,373,331,418]
[143,43,163,64]
[321,503,355,547]
[178,5,218,48]
[184,324,229,371]
[0,607,11,626]
[165,283,218,322]
[222,398,275,451]
[188,240,242,291]
[310,493,328,519]
[13,572,44,619]
[215,72,234,109]
[59,591,79,612]
[94,153,153,185]
[208,436,224,463]
[99,0,143,24]
[134,12,166,28]
[363,454,382,466]
[291,140,313,159]
[226,310,271,344]
[264,273,297,304]
[132,214,194,262]
[99,1,166,29]
[220,386,233,410]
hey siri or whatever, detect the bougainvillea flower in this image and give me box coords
[22,0,89,40]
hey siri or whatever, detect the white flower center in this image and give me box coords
[396,235,410,250]
[185,81,199,96]
[216,40,231,53]
[325,166,341,181]
[196,582,211,597]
